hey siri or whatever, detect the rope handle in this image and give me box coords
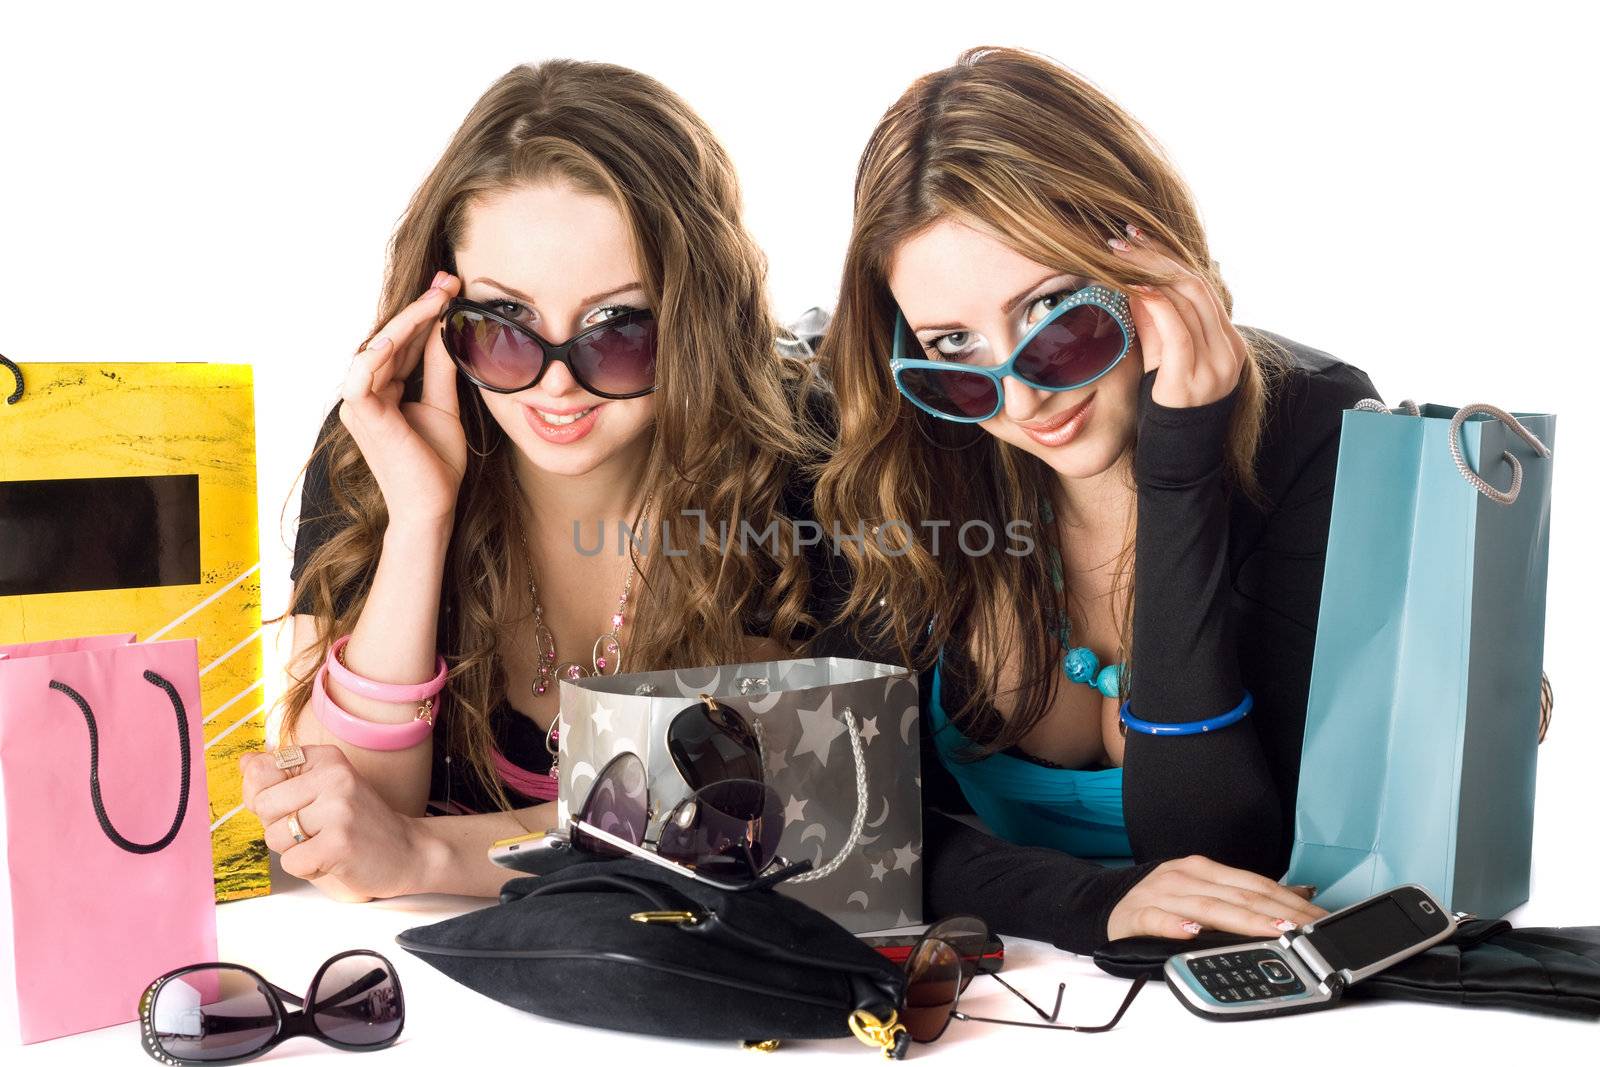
[1,353,22,405]
[1353,398,1551,506]
[754,707,869,884]
[47,670,193,854]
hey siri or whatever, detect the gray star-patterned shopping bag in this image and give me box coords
[558,657,922,933]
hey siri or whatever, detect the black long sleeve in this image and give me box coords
[1121,343,1378,878]
[1121,368,1281,874]
[923,812,1159,953]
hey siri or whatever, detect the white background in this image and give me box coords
[3,1,1597,1061]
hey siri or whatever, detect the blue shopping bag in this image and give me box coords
[1287,399,1555,919]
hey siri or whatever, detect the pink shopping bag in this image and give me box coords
[0,633,218,1044]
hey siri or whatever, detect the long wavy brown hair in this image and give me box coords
[266,59,823,809]
[815,46,1287,756]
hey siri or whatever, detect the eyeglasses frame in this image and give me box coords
[888,283,1135,423]
[904,916,1147,1042]
[440,297,659,399]
[137,949,404,1066]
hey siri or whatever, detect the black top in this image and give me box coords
[808,326,1378,954]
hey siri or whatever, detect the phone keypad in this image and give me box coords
[1188,949,1306,1003]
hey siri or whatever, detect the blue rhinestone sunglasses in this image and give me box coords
[889,284,1135,423]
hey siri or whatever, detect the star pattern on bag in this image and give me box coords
[792,700,846,766]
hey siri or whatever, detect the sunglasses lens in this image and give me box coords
[923,916,991,979]
[151,966,277,1062]
[308,952,403,1046]
[569,314,657,397]
[896,365,1000,420]
[655,778,782,880]
[903,938,964,1043]
[442,306,544,390]
[1013,302,1125,388]
[666,700,762,792]
[574,752,651,855]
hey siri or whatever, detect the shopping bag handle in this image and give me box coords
[47,670,193,854]
[1353,398,1552,506]
[755,708,870,884]
[0,352,22,405]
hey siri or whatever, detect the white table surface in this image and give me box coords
[14,853,1594,1066]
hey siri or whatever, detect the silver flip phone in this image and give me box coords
[486,829,586,876]
[1164,883,1459,1020]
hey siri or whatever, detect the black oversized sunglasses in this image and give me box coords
[440,297,658,398]
[138,951,403,1064]
[565,695,802,891]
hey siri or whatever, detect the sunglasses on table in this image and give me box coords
[559,695,801,891]
[889,283,1135,423]
[440,297,658,398]
[138,950,402,1065]
[894,916,1146,1044]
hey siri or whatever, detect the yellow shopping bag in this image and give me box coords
[0,359,269,902]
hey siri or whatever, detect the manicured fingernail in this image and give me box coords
[1107,237,1132,252]
[1289,884,1317,895]
[1182,921,1203,934]
[1274,919,1298,932]
[429,270,449,289]
[364,336,391,352]
[1125,223,1143,240]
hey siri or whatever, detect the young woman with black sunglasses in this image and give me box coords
[240,59,827,902]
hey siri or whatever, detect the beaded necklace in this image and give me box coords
[1041,496,1126,700]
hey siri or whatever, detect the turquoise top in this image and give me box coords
[930,652,1132,859]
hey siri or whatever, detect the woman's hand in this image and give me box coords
[339,271,469,527]
[1109,225,1248,409]
[241,745,435,901]
[1107,854,1326,941]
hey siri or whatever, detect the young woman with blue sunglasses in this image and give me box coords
[812,46,1378,952]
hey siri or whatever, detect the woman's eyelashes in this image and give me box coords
[924,330,987,361]
[1023,286,1083,327]
[920,285,1085,361]
[482,299,641,329]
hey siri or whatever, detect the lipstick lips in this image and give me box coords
[1019,393,1095,448]
[522,401,603,444]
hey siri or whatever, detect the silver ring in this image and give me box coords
[287,811,308,844]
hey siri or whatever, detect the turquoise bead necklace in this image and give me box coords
[1041,496,1126,699]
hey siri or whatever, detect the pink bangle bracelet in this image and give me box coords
[313,662,435,751]
[326,634,448,704]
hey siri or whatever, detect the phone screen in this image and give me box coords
[1305,893,1447,973]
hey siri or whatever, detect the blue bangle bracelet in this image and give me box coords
[1119,689,1254,736]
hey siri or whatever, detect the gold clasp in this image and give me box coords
[741,1039,782,1052]
[628,910,703,926]
[848,1009,907,1059]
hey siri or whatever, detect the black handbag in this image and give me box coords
[395,858,909,1051]
[1093,919,1600,1019]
